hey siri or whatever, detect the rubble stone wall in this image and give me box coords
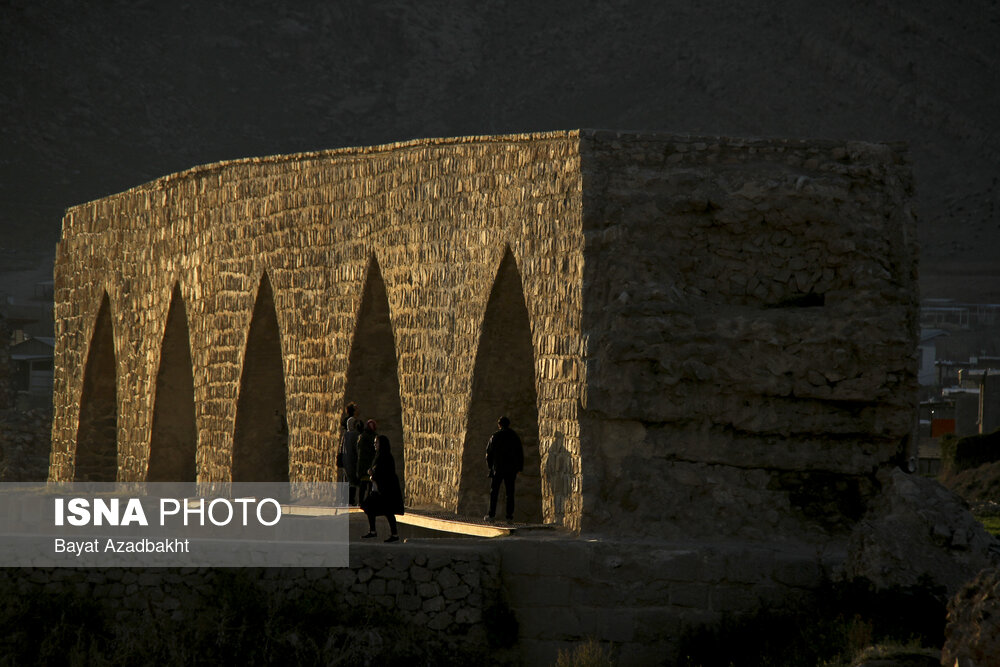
[0,536,841,665]
[578,132,919,538]
[0,543,507,659]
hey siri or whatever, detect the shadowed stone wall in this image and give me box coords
[578,132,919,539]
[0,537,837,665]
[49,130,918,537]
[0,544,509,662]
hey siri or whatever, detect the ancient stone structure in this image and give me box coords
[49,130,919,539]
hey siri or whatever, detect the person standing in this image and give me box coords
[356,419,377,505]
[360,434,404,543]
[342,418,363,505]
[485,416,523,522]
[341,401,357,432]
[273,410,289,455]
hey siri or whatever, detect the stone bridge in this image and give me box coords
[48,130,919,537]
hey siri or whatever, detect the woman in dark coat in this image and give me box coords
[360,434,404,543]
[341,419,363,505]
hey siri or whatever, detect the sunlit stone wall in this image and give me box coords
[49,130,918,537]
[49,132,586,529]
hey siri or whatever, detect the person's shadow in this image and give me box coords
[543,430,570,526]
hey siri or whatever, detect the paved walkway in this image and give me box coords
[346,506,558,541]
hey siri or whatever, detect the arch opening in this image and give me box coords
[342,256,405,496]
[232,273,289,482]
[147,284,197,482]
[458,248,543,522]
[74,293,118,482]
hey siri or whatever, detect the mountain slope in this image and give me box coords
[1,0,998,298]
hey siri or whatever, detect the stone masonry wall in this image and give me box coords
[578,131,918,539]
[0,537,839,665]
[49,132,586,528]
[497,536,835,665]
[49,130,919,539]
[0,542,507,661]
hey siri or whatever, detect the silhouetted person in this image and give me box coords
[485,416,523,522]
[356,419,377,505]
[360,434,404,542]
[342,418,363,505]
[341,401,357,432]
[274,410,288,450]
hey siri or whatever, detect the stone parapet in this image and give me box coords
[0,541,508,662]
[0,536,842,665]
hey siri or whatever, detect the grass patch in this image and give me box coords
[975,514,1000,537]
[836,643,940,667]
[555,638,616,667]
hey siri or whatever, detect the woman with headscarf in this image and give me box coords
[360,434,404,543]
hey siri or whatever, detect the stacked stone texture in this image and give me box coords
[0,536,835,664]
[0,544,504,657]
[49,133,586,528]
[49,130,918,538]
[0,406,52,481]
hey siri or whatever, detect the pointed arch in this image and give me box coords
[147,284,197,482]
[458,247,543,522]
[232,273,289,482]
[74,293,118,482]
[343,255,405,495]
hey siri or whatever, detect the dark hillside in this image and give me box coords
[1,0,998,298]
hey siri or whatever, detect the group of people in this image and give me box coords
[337,402,526,543]
[338,402,404,543]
